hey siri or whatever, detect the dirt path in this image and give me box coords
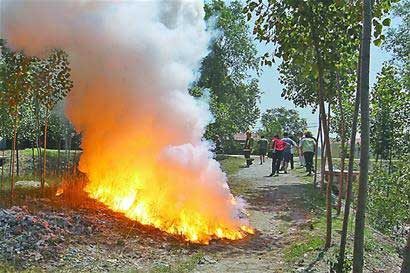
[196,157,315,273]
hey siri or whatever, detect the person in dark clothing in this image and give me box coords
[268,134,288,177]
[257,135,269,164]
[243,131,254,167]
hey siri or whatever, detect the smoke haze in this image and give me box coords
[1,0,252,242]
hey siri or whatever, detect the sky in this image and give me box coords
[251,17,400,136]
[253,44,393,135]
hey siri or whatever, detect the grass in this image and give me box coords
[0,262,43,273]
[148,253,204,273]
[282,168,401,271]
[20,148,81,158]
[284,234,325,263]
[217,155,243,176]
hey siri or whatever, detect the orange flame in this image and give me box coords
[80,143,254,244]
[56,188,64,197]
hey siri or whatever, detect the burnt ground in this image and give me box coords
[0,156,404,273]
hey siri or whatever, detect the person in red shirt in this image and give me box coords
[269,134,289,177]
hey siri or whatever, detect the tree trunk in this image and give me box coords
[1,139,4,190]
[321,100,334,249]
[401,231,410,273]
[313,34,335,248]
[31,142,36,176]
[11,125,17,198]
[57,139,61,176]
[34,98,42,181]
[336,73,346,215]
[16,137,19,176]
[337,50,362,273]
[353,0,372,271]
[327,102,331,134]
[314,113,321,186]
[9,146,12,177]
[67,135,71,172]
[41,110,49,193]
[320,125,326,194]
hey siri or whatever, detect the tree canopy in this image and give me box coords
[260,107,307,138]
[193,0,261,140]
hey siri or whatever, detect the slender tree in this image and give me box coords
[1,46,31,198]
[352,0,372,271]
[335,73,346,215]
[337,58,361,273]
[33,49,73,192]
[314,113,321,187]
[313,31,335,248]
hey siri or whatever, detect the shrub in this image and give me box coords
[368,156,410,238]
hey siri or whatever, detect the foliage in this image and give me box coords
[368,157,410,237]
[385,0,410,64]
[385,0,410,92]
[0,46,32,120]
[370,64,409,160]
[260,107,307,138]
[31,49,73,112]
[194,0,261,140]
[245,1,365,108]
[17,102,42,146]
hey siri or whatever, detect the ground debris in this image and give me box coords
[0,206,93,267]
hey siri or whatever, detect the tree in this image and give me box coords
[245,0,363,249]
[32,49,73,192]
[0,44,32,197]
[0,43,13,188]
[370,64,407,167]
[194,0,261,141]
[335,73,346,215]
[383,0,410,158]
[337,59,361,273]
[260,107,307,138]
[384,0,410,66]
[352,0,372,271]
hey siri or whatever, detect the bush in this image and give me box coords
[368,156,410,238]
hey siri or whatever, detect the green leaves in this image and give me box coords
[370,63,409,160]
[0,41,73,145]
[261,107,307,138]
[33,49,73,112]
[197,0,261,140]
[382,18,391,26]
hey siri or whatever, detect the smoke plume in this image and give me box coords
[1,0,252,243]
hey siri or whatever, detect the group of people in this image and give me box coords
[244,131,317,177]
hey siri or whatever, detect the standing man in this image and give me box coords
[282,132,297,173]
[243,131,254,167]
[298,132,305,168]
[269,134,288,177]
[257,135,269,165]
[300,131,316,176]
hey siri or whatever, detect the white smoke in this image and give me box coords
[1,0,251,241]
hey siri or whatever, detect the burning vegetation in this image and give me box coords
[3,0,254,244]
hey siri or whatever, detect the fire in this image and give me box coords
[56,188,64,197]
[2,0,254,244]
[81,144,254,244]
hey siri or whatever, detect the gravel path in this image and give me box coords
[196,156,313,273]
